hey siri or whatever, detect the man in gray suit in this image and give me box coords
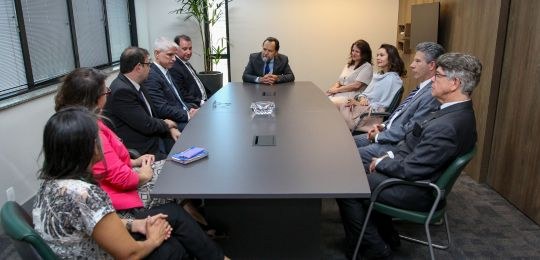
[242,37,295,84]
[337,53,482,259]
[354,42,444,167]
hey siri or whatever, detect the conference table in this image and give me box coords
[151,81,370,259]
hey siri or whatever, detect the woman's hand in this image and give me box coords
[326,82,341,96]
[131,154,155,168]
[132,214,171,236]
[137,155,154,185]
[144,215,172,247]
[358,96,370,106]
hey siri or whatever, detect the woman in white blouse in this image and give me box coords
[327,39,373,104]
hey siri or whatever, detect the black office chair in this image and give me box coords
[0,201,58,260]
[351,86,404,134]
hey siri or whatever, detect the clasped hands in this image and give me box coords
[260,73,279,85]
[131,214,173,244]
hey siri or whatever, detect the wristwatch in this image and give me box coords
[126,219,133,232]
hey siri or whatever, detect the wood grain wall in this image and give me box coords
[487,0,540,224]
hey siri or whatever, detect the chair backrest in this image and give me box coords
[0,201,58,260]
[435,146,477,198]
[386,86,404,116]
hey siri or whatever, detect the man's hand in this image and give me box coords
[367,124,384,142]
[188,108,198,118]
[261,74,278,85]
[163,119,177,129]
[369,155,389,173]
[170,128,181,141]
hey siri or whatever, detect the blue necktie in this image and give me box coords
[166,71,188,111]
[264,61,271,74]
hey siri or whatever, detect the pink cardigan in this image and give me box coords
[93,120,143,210]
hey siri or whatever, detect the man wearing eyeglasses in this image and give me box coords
[144,37,198,132]
[104,47,180,160]
[337,53,482,259]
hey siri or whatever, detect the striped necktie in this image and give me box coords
[386,85,420,128]
[391,85,420,117]
[185,62,207,100]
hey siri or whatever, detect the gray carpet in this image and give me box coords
[321,174,540,259]
[2,174,539,259]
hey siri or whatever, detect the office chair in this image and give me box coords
[0,201,58,260]
[351,86,404,134]
[352,146,476,260]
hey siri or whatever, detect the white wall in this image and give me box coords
[228,0,399,89]
[136,0,399,90]
[0,94,55,205]
[0,74,118,207]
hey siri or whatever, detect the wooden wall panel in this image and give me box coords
[487,0,540,224]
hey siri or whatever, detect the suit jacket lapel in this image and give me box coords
[119,74,154,116]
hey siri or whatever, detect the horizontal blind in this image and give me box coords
[21,0,75,83]
[73,0,109,68]
[106,0,131,62]
[0,0,27,95]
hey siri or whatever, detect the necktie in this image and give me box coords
[138,89,153,117]
[264,61,271,74]
[166,71,188,111]
[186,62,207,100]
[386,85,420,128]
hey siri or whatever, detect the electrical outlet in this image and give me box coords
[6,187,15,201]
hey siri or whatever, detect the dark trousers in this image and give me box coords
[130,203,223,260]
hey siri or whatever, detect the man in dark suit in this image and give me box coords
[354,42,445,166]
[144,37,198,131]
[170,34,210,107]
[242,37,295,84]
[337,53,482,259]
[103,47,180,160]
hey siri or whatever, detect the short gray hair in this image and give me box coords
[436,53,482,95]
[153,37,178,52]
[416,42,445,63]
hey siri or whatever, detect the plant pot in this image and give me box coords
[198,71,223,96]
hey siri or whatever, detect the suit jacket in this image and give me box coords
[169,59,211,107]
[376,100,477,182]
[103,74,170,157]
[143,63,190,128]
[242,53,295,83]
[377,82,440,144]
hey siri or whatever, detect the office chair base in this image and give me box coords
[399,235,449,249]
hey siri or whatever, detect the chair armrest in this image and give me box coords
[358,112,391,120]
[370,178,442,203]
[127,149,142,159]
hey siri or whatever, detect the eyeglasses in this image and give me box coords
[434,72,448,79]
[140,60,152,67]
[100,87,111,96]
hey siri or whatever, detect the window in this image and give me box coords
[0,0,27,96]
[21,0,75,83]
[209,1,230,84]
[106,0,131,62]
[0,0,134,100]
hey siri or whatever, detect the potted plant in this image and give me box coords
[171,0,231,93]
